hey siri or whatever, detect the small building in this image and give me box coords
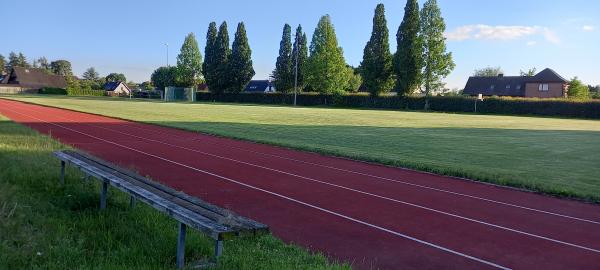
[463,68,569,98]
[244,80,276,93]
[103,81,131,96]
[1,66,68,90]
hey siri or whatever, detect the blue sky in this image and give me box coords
[2,0,599,88]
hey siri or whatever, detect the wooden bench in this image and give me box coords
[54,150,269,269]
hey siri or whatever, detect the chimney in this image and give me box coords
[498,73,504,78]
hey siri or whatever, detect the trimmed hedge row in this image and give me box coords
[66,88,105,96]
[39,87,67,95]
[196,92,600,119]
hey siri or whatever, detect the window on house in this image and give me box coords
[490,85,495,90]
[506,84,511,89]
[516,85,521,90]
[538,83,549,91]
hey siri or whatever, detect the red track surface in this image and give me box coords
[1,98,599,269]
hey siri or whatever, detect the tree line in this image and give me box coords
[272,0,454,104]
[151,22,254,93]
[0,51,142,92]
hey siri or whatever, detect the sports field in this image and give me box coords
[3,95,600,202]
[1,98,598,269]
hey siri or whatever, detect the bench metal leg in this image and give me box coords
[129,196,136,208]
[215,239,223,258]
[100,181,108,209]
[60,161,65,185]
[176,222,187,269]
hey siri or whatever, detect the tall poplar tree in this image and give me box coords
[227,22,255,93]
[292,25,308,91]
[213,21,231,94]
[17,53,30,68]
[305,15,352,94]
[176,32,203,87]
[0,54,5,74]
[361,3,394,97]
[8,52,19,68]
[272,24,293,93]
[203,22,218,91]
[420,0,454,109]
[394,0,423,96]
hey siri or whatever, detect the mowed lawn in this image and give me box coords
[3,95,600,202]
[0,114,348,269]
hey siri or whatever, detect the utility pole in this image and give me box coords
[165,43,169,67]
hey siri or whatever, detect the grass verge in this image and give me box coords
[2,95,600,203]
[0,115,348,269]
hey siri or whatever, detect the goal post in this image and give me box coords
[164,86,196,102]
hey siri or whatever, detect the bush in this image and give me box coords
[65,88,105,97]
[196,92,600,119]
[39,87,67,95]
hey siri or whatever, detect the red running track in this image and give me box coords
[1,98,599,269]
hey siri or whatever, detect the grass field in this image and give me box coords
[3,95,600,202]
[0,114,348,269]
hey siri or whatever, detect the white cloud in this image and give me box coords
[445,24,560,44]
[526,41,537,46]
[582,25,595,31]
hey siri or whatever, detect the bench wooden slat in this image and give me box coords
[55,151,238,240]
[61,150,268,236]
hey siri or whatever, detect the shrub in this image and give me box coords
[39,87,67,95]
[196,92,600,119]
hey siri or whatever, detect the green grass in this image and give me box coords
[3,95,600,203]
[0,115,348,269]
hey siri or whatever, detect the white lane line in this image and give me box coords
[1,103,512,270]
[28,101,600,226]
[17,103,600,254]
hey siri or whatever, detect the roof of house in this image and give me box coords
[2,67,68,89]
[102,81,130,91]
[463,68,567,96]
[244,80,272,92]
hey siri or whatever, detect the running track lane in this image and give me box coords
[1,99,599,269]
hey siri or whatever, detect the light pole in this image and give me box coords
[165,43,169,67]
[293,34,300,106]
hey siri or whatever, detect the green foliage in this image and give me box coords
[394,0,423,96]
[176,32,203,87]
[141,81,154,91]
[227,22,255,93]
[0,54,5,74]
[345,69,363,92]
[473,66,503,77]
[193,93,600,119]
[51,60,73,76]
[64,76,104,96]
[305,15,351,95]
[361,3,394,97]
[105,73,126,83]
[292,25,308,91]
[203,22,219,93]
[273,24,294,93]
[420,0,455,109]
[33,57,52,74]
[520,68,537,76]
[7,51,30,68]
[211,21,232,94]
[150,66,177,91]
[82,67,100,81]
[39,87,67,95]
[568,77,590,99]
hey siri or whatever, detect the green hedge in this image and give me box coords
[66,88,105,96]
[39,87,67,95]
[196,92,600,119]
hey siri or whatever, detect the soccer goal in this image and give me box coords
[164,87,196,102]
